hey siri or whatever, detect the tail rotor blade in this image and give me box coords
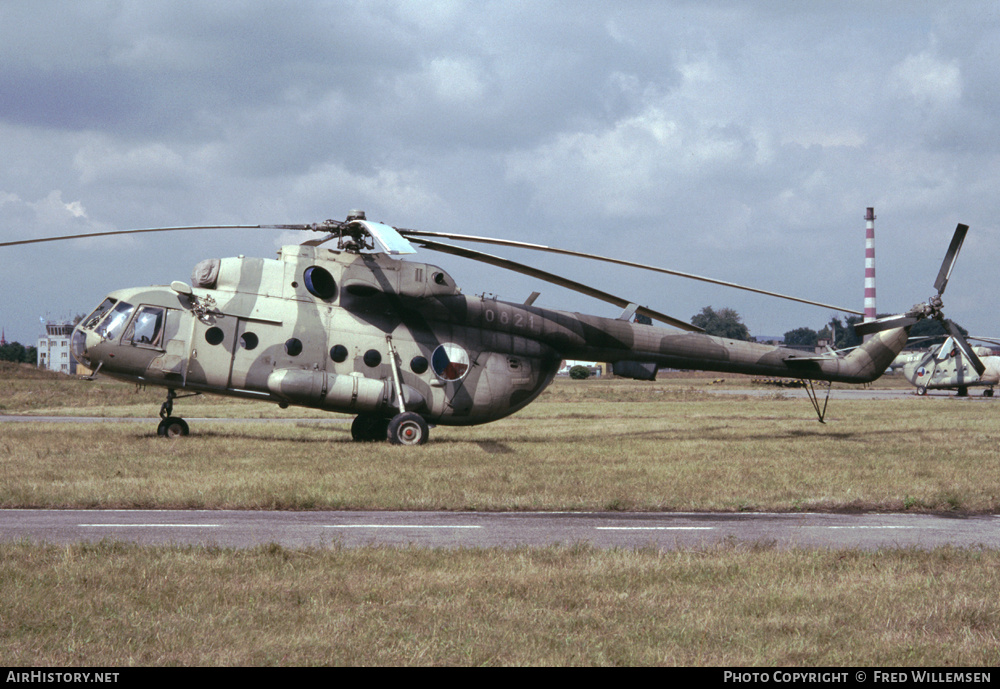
[933,224,969,296]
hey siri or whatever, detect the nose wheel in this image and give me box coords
[157,389,196,437]
[157,416,190,437]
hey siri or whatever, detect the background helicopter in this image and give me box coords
[2,212,969,444]
[895,336,1000,397]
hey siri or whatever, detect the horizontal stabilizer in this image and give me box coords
[785,355,838,365]
[612,361,659,381]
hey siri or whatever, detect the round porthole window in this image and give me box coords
[431,343,470,381]
[363,349,382,367]
[304,266,337,299]
[205,327,225,345]
[410,355,428,374]
[240,332,259,350]
[330,344,348,363]
[285,338,303,356]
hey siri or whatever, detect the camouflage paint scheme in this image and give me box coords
[71,243,912,436]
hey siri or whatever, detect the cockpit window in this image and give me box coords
[123,306,166,347]
[82,298,117,330]
[95,301,135,341]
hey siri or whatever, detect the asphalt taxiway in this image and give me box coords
[2,509,997,550]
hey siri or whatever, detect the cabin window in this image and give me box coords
[410,356,428,374]
[330,344,348,363]
[124,306,166,348]
[240,332,259,350]
[285,338,303,356]
[363,349,381,367]
[205,327,225,346]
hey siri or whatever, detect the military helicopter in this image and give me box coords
[897,336,1000,397]
[1,212,971,444]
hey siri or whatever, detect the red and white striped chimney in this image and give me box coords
[863,207,876,339]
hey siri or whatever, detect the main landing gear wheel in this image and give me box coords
[351,415,390,442]
[985,389,994,397]
[916,386,927,396]
[387,412,429,446]
[157,417,189,438]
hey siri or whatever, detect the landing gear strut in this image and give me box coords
[802,379,832,423]
[157,389,196,437]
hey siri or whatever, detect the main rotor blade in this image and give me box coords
[398,228,863,315]
[944,319,986,376]
[853,314,919,337]
[412,237,703,332]
[933,223,969,296]
[0,222,338,248]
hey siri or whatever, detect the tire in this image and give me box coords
[387,412,429,446]
[157,417,189,438]
[351,415,389,442]
[916,386,927,396]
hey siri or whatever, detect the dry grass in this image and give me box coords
[1,541,997,666]
[2,373,998,512]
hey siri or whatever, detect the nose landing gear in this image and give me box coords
[157,389,198,437]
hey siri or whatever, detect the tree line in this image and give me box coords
[0,341,37,364]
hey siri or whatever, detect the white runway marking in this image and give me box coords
[319,524,482,529]
[596,526,715,531]
[80,523,222,528]
[801,525,915,529]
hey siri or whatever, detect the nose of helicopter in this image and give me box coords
[70,323,97,368]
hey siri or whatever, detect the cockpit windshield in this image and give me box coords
[94,301,135,341]
[82,298,117,330]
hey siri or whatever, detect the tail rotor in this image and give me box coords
[854,223,984,376]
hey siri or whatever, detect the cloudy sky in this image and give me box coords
[3,1,999,345]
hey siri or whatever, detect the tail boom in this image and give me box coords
[559,314,910,384]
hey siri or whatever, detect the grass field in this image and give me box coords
[2,364,998,512]
[2,364,999,666]
[2,541,998,666]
